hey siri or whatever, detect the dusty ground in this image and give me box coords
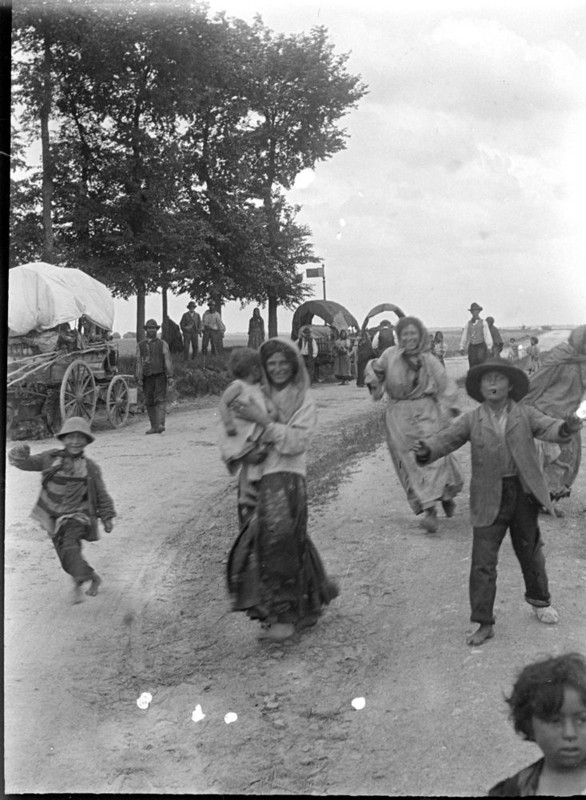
[4,353,586,796]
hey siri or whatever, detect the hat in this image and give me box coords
[187,301,196,308]
[144,319,160,329]
[57,416,95,443]
[469,302,483,312]
[465,357,529,403]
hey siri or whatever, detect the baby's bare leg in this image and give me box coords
[86,573,102,596]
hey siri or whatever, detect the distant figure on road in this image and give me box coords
[247,307,265,349]
[432,330,447,366]
[297,326,316,385]
[8,416,116,604]
[226,338,339,642]
[218,348,277,476]
[372,319,395,357]
[202,302,226,355]
[523,325,586,514]
[136,318,174,434]
[460,302,493,366]
[488,652,586,796]
[180,301,201,360]
[525,336,541,374]
[485,316,503,356]
[355,329,374,387]
[413,357,582,646]
[333,329,353,385]
[365,315,463,534]
[508,337,522,362]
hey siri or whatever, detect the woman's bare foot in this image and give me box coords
[419,507,438,533]
[466,623,494,646]
[258,623,295,642]
[441,499,456,518]
[72,582,84,604]
[86,573,102,597]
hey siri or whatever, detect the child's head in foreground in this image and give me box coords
[229,347,262,382]
[506,652,586,769]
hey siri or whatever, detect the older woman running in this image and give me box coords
[365,315,463,533]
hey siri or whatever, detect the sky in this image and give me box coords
[53,0,586,333]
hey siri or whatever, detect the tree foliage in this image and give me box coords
[11,0,368,333]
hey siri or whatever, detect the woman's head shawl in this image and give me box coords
[569,325,586,355]
[524,324,586,413]
[395,316,429,356]
[259,337,310,423]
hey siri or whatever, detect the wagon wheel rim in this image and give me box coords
[106,375,130,428]
[60,360,97,423]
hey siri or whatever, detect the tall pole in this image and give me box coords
[322,264,326,300]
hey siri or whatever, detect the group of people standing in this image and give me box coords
[179,300,226,359]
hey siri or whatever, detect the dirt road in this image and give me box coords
[4,367,585,796]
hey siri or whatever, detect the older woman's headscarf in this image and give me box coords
[524,325,586,417]
[259,337,310,423]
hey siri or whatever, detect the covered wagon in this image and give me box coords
[7,262,134,439]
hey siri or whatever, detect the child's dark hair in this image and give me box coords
[530,336,539,345]
[228,347,261,380]
[506,652,586,741]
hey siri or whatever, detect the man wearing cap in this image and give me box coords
[372,320,396,357]
[180,301,202,361]
[459,302,493,367]
[8,416,116,603]
[135,319,174,434]
[202,301,226,356]
[413,357,582,647]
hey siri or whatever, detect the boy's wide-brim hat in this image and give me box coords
[468,302,483,312]
[57,416,95,443]
[144,318,160,329]
[465,357,530,403]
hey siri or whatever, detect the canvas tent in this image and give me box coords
[361,302,405,331]
[8,262,115,337]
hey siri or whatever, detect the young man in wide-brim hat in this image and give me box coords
[459,301,493,367]
[135,319,174,434]
[8,416,116,604]
[413,357,582,646]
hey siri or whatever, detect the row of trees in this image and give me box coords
[11,0,367,336]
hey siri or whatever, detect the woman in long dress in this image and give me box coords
[523,325,586,513]
[247,307,265,349]
[226,337,339,641]
[333,329,353,384]
[365,315,463,533]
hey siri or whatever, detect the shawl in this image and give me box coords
[524,325,586,417]
[260,337,310,423]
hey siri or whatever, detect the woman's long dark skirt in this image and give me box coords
[227,471,338,626]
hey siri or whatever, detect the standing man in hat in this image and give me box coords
[180,301,202,361]
[413,357,582,647]
[8,416,116,603]
[372,319,396,357]
[202,301,226,356]
[297,326,316,384]
[135,319,174,434]
[460,302,493,367]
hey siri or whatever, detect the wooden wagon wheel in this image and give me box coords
[60,360,97,423]
[106,375,130,428]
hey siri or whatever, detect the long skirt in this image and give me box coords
[227,471,338,626]
[384,397,463,515]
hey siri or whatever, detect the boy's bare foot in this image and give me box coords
[419,507,438,533]
[72,582,84,604]
[466,623,494,646]
[86,573,102,597]
[257,623,295,642]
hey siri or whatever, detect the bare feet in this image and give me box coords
[442,499,456,518]
[533,605,559,624]
[466,623,494,646]
[257,623,295,642]
[72,582,84,604]
[86,573,102,597]
[419,507,438,533]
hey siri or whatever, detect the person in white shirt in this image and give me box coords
[459,302,493,367]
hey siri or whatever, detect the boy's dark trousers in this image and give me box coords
[52,518,95,583]
[469,476,551,625]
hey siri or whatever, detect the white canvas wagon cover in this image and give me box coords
[8,262,115,336]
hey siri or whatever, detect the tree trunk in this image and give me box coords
[268,293,278,338]
[161,285,168,324]
[40,33,53,263]
[136,282,146,340]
